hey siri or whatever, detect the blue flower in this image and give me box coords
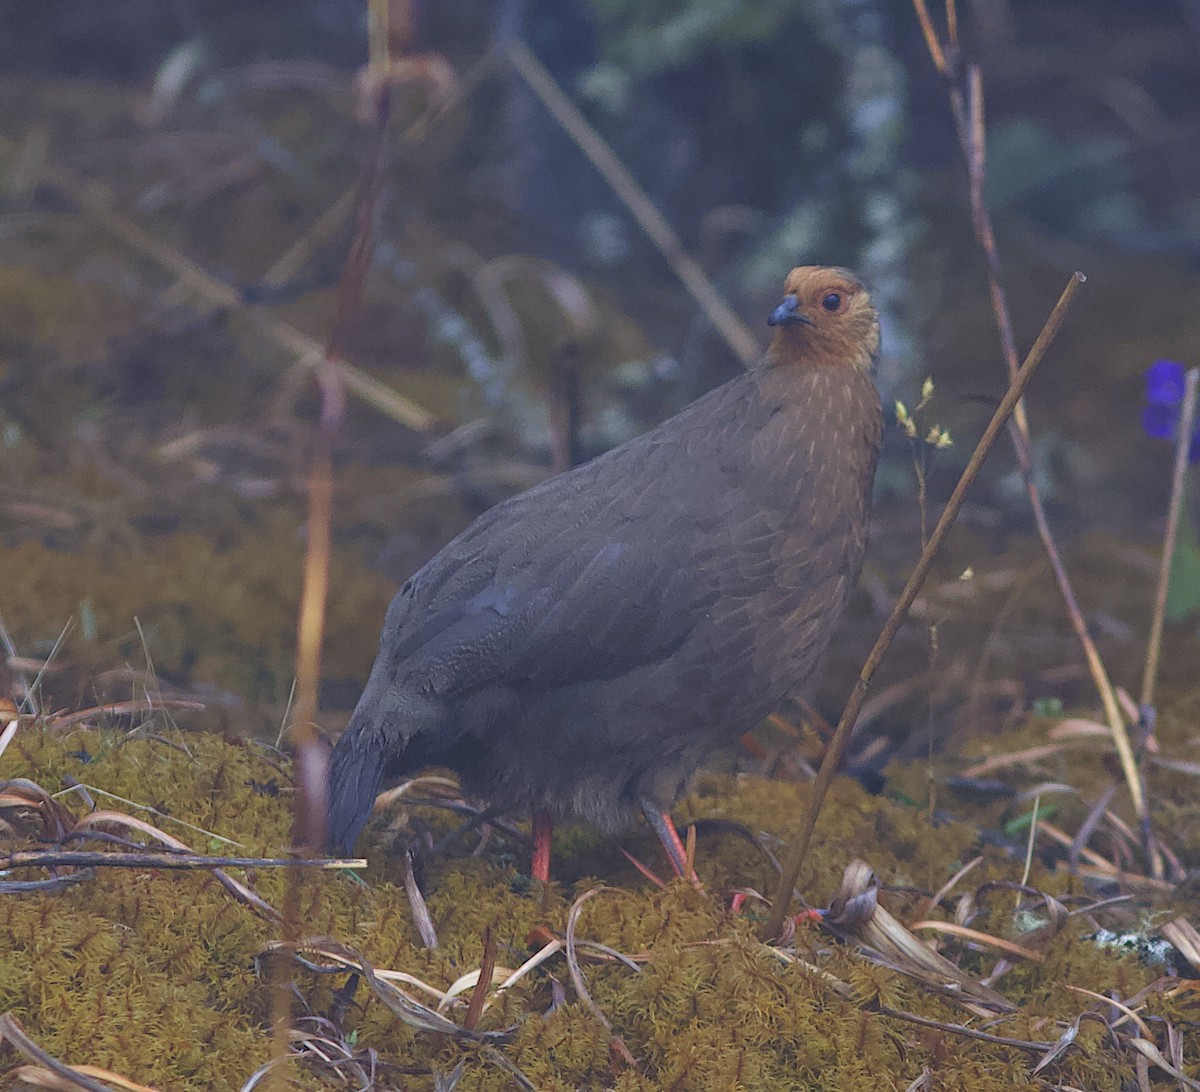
[1142,360,1200,462]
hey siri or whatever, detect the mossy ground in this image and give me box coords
[3,723,1194,1089]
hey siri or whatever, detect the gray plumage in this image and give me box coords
[328,267,883,856]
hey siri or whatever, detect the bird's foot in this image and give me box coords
[640,800,703,890]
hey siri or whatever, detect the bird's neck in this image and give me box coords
[763,333,876,374]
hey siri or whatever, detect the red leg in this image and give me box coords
[531,809,553,883]
[640,799,701,887]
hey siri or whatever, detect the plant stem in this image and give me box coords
[1140,367,1200,708]
[503,39,760,369]
[910,0,1148,837]
[761,273,1084,941]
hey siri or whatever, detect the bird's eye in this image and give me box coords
[822,292,843,312]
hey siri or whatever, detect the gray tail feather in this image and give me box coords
[326,722,387,855]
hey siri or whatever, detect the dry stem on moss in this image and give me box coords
[910,0,1151,854]
[761,272,1084,942]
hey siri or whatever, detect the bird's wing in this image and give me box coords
[375,473,706,701]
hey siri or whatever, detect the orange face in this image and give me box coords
[767,266,880,370]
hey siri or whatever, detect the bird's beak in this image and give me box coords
[767,293,813,327]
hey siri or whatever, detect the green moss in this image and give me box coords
[0,529,391,716]
[3,726,1194,1088]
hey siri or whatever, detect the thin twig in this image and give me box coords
[910,0,1146,834]
[503,39,760,369]
[1017,792,1040,905]
[0,850,364,871]
[1140,366,1200,708]
[270,5,405,1083]
[873,1003,1054,1054]
[564,887,639,1069]
[45,698,205,730]
[761,273,1084,941]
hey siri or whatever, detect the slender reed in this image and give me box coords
[910,0,1150,851]
[1140,367,1200,709]
[761,273,1084,941]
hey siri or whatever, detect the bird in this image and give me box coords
[327,265,884,882]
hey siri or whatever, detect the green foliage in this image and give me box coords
[0,531,390,712]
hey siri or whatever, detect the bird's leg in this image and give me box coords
[531,808,553,883]
[640,799,701,887]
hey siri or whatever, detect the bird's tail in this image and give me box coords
[326,714,388,856]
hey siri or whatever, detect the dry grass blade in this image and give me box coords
[0,778,75,840]
[1036,821,1176,891]
[439,963,517,1014]
[465,938,565,1019]
[503,38,759,368]
[772,944,1051,1052]
[907,921,1046,964]
[564,887,639,1069]
[918,855,983,920]
[1069,785,1117,872]
[267,938,453,1006]
[376,774,463,803]
[1061,983,1153,1039]
[1160,916,1200,974]
[1127,1038,1200,1090]
[285,939,517,1043]
[267,14,417,1077]
[1030,1017,1081,1077]
[239,1056,284,1091]
[403,849,439,949]
[68,809,282,919]
[1048,717,1111,739]
[479,1046,538,1091]
[44,699,205,731]
[462,927,496,1032]
[959,742,1075,778]
[289,354,340,853]
[910,0,948,74]
[8,1067,161,1092]
[279,1027,374,1087]
[825,861,1014,1011]
[0,1013,126,1092]
[2,849,362,872]
[1018,792,1041,896]
[353,948,510,1041]
[871,1004,1054,1053]
[1149,755,1200,777]
[53,782,244,847]
[0,718,17,763]
[620,848,668,888]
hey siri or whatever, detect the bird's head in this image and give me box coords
[765,266,879,372]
